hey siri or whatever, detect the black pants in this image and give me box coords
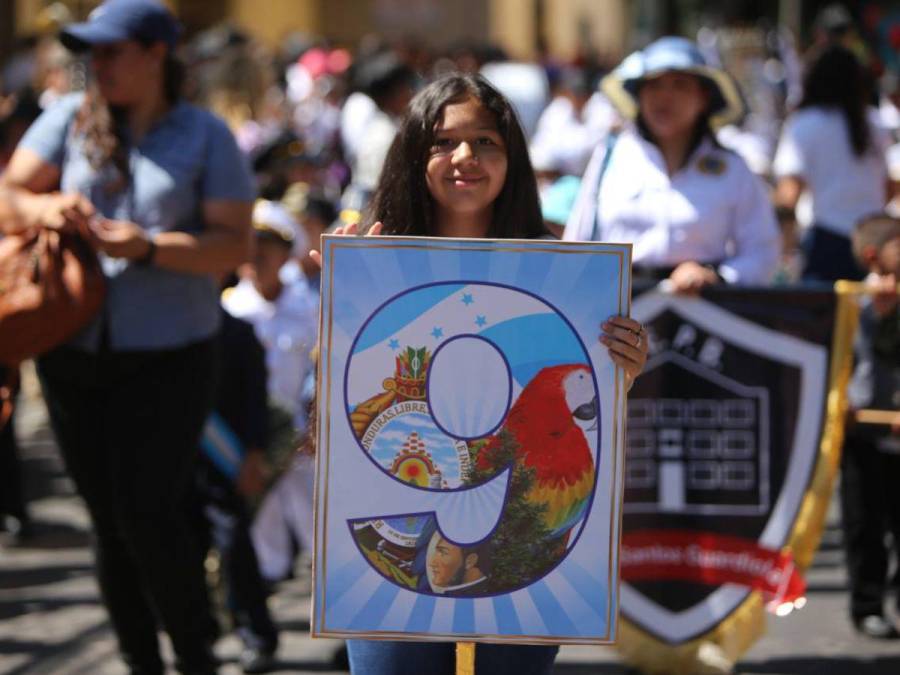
[840,433,900,620]
[194,459,278,654]
[0,366,27,523]
[38,340,218,675]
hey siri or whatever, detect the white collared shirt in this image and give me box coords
[773,107,889,237]
[596,128,780,284]
[222,263,318,432]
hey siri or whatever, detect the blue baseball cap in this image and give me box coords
[60,0,181,52]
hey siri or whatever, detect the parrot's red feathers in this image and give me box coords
[474,364,597,539]
[475,364,595,496]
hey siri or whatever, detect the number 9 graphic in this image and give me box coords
[345,282,600,596]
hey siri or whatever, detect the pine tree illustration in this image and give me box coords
[467,430,562,592]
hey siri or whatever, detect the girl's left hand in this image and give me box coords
[600,315,648,391]
[88,217,152,260]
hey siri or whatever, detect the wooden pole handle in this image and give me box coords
[456,642,475,675]
[854,409,900,426]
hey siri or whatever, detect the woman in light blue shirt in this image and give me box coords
[0,2,254,673]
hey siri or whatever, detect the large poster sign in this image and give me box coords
[616,285,857,671]
[313,236,631,644]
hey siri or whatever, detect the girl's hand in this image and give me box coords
[600,315,648,391]
[88,218,153,260]
[308,221,384,269]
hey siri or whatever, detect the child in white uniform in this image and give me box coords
[223,200,319,582]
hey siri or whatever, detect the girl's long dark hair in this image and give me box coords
[799,45,871,157]
[74,43,184,189]
[364,73,545,239]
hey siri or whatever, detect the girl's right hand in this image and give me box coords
[309,221,384,269]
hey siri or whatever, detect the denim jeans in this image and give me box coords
[346,639,559,675]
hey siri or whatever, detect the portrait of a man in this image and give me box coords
[413,520,490,596]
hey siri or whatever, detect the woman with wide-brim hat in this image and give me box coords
[564,36,780,294]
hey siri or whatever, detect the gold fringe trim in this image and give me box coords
[617,594,765,675]
[616,284,860,674]
[786,281,859,569]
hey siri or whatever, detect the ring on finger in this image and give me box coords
[633,326,645,348]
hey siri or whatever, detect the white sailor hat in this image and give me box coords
[252,199,309,257]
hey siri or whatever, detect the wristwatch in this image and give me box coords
[134,236,157,267]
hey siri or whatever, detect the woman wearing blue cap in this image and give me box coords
[564,36,780,293]
[0,1,256,673]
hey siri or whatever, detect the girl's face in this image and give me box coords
[425,97,508,231]
[638,71,710,142]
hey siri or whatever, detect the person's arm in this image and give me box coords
[717,169,782,285]
[884,142,900,204]
[774,174,804,212]
[0,148,95,235]
[87,199,252,274]
[2,151,251,271]
[0,179,56,234]
[771,114,807,252]
[887,178,900,206]
[87,114,254,274]
[0,96,95,234]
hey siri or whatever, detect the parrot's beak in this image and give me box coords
[573,397,598,430]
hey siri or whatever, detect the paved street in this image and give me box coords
[2,369,900,675]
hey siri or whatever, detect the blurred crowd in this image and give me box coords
[1,1,899,674]
[5,3,900,278]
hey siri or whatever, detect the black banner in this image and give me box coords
[619,285,847,652]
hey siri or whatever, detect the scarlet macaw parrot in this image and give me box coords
[476,364,597,542]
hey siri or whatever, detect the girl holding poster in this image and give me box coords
[312,73,648,675]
